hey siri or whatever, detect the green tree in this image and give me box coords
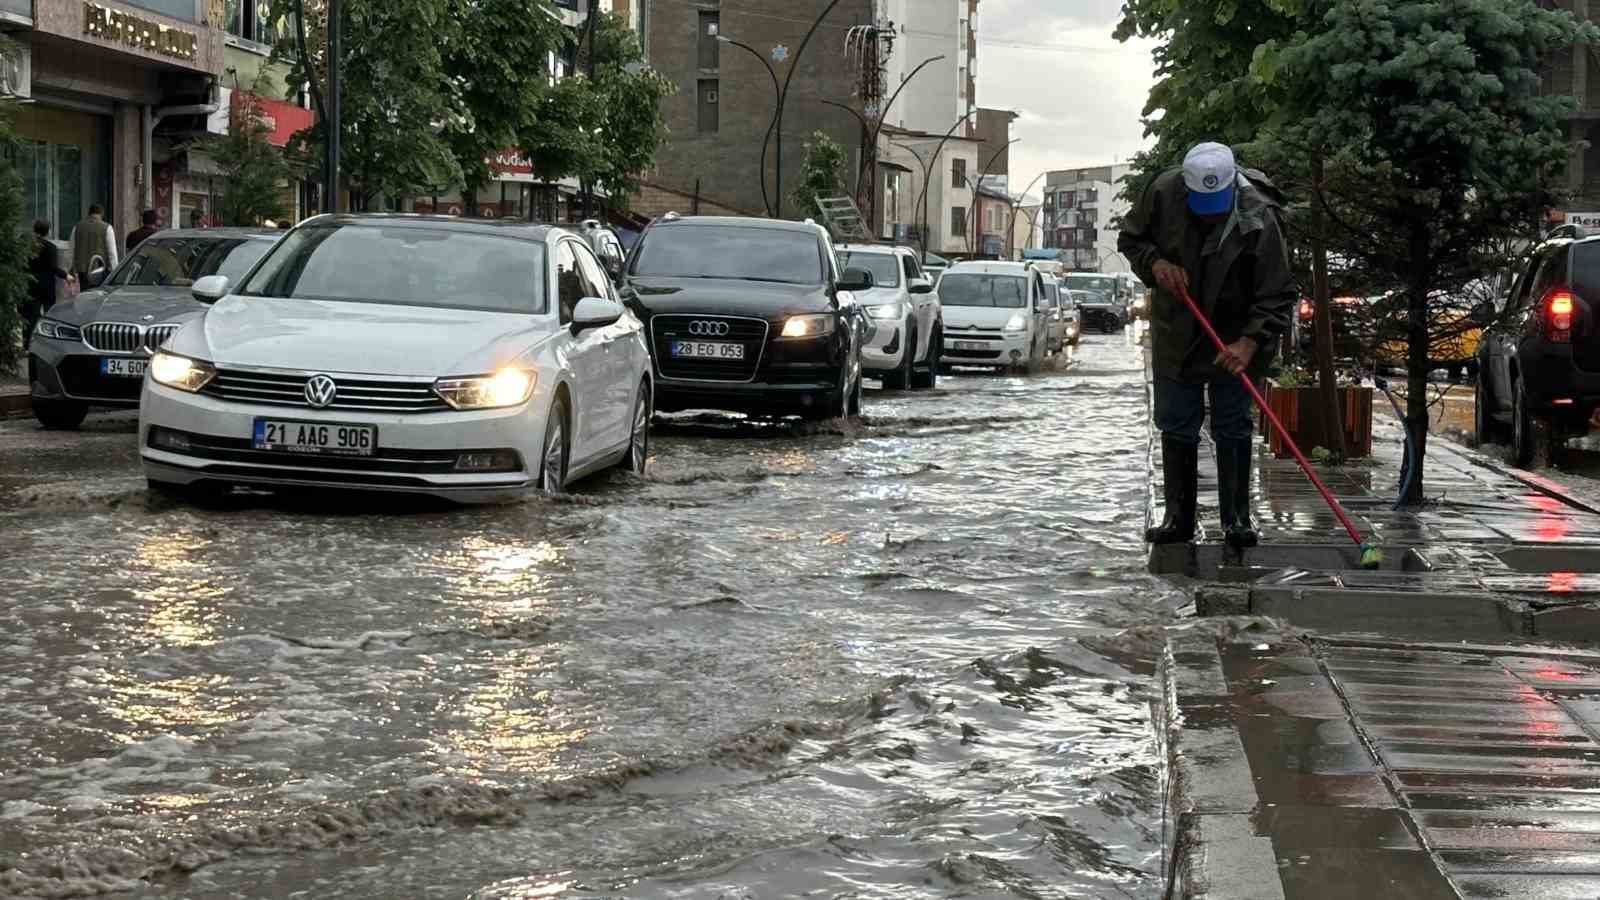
[202,81,296,226]
[440,0,563,215]
[790,130,846,221]
[579,13,674,209]
[1269,0,1586,501]
[272,0,462,210]
[0,88,33,376]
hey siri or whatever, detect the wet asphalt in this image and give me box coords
[0,336,1183,899]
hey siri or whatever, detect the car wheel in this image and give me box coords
[613,379,651,476]
[847,367,863,417]
[883,319,914,390]
[540,395,570,494]
[1511,376,1537,468]
[1473,379,1497,446]
[1023,335,1043,375]
[815,366,851,420]
[911,324,940,390]
[33,398,87,430]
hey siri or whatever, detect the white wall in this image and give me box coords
[887,0,961,135]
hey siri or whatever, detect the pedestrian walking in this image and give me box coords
[24,220,70,382]
[125,209,160,254]
[1118,142,1297,549]
[68,204,118,286]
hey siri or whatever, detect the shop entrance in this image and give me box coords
[12,105,111,240]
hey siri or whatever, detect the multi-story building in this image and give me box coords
[877,0,979,138]
[1548,5,1600,221]
[1042,163,1134,273]
[877,124,979,256]
[646,0,875,218]
[6,0,229,243]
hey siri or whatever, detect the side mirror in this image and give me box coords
[571,296,623,333]
[838,267,875,292]
[908,279,933,295]
[192,275,230,303]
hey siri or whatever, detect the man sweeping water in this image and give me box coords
[1119,142,1297,548]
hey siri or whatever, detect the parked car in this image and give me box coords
[1063,290,1087,347]
[936,261,1051,373]
[1064,272,1125,332]
[1040,274,1069,354]
[837,243,943,390]
[619,215,873,420]
[1476,227,1598,465]
[28,228,282,429]
[140,215,652,503]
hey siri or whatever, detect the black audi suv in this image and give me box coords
[619,215,875,420]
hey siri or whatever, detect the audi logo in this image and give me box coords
[687,320,731,337]
[304,374,338,409]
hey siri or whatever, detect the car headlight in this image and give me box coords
[149,352,217,393]
[35,319,81,341]
[1003,313,1028,333]
[433,369,537,410]
[780,314,836,339]
[865,302,905,320]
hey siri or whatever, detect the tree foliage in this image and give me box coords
[201,79,296,226]
[579,14,674,205]
[0,95,30,376]
[791,131,847,220]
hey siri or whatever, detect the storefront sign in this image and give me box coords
[489,150,533,176]
[83,2,199,62]
[1566,212,1600,229]
[231,91,316,147]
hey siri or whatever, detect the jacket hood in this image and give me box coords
[188,295,554,377]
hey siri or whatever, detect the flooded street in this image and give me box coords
[0,337,1181,899]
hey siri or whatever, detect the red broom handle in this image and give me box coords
[1174,284,1367,548]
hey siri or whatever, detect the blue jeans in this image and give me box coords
[1153,376,1256,444]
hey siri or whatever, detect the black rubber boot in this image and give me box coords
[1216,437,1259,549]
[1145,435,1198,544]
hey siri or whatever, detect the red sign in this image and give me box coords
[488,149,532,176]
[233,92,316,148]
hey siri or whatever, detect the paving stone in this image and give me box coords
[1274,849,1459,900]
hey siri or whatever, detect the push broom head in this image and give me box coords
[1359,542,1383,570]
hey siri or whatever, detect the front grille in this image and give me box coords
[944,329,1006,342]
[149,430,520,476]
[82,322,142,353]
[650,315,768,382]
[56,355,143,401]
[944,348,1003,360]
[201,368,451,413]
[144,324,181,352]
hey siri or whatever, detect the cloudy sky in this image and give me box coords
[977,0,1157,191]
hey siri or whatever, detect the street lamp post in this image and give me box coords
[966,137,1019,254]
[718,35,780,217]
[324,0,340,214]
[774,0,846,219]
[908,110,977,259]
[1005,171,1049,259]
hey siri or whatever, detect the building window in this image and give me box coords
[698,11,720,70]
[698,80,719,133]
[951,206,967,237]
[225,0,286,45]
[952,157,967,189]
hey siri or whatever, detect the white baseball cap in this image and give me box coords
[1183,142,1236,215]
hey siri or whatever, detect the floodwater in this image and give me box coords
[0,337,1182,899]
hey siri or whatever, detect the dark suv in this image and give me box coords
[619,215,874,420]
[1475,224,1596,465]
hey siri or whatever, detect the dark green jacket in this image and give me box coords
[1118,166,1297,382]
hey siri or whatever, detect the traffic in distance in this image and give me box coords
[24,212,1134,504]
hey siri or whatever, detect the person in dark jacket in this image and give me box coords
[25,220,69,382]
[1118,142,1297,548]
[126,209,160,254]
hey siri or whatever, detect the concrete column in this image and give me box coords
[111,103,142,243]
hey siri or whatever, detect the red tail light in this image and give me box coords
[1544,287,1576,343]
[1298,299,1313,320]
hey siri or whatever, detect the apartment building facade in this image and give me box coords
[1042,163,1133,273]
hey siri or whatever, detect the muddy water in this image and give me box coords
[0,337,1181,899]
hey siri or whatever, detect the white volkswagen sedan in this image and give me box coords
[140,215,653,503]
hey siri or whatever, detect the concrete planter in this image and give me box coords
[1261,384,1373,458]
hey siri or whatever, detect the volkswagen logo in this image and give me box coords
[304,374,338,409]
[687,320,731,337]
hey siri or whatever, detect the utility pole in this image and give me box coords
[582,0,600,218]
[324,0,340,214]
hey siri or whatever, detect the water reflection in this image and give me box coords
[446,536,564,604]
[441,647,586,775]
[133,527,224,647]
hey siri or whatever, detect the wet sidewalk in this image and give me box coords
[1147,408,1600,641]
[1164,621,1600,899]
